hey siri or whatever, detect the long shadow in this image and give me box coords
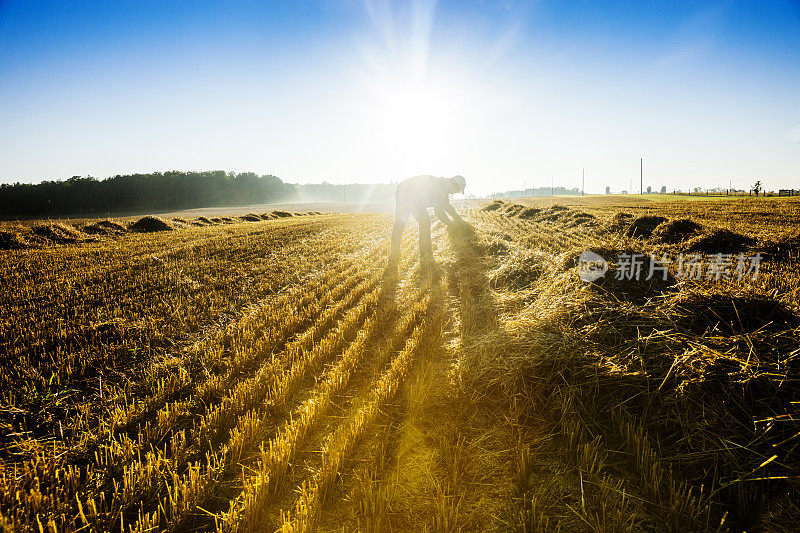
[445,221,501,339]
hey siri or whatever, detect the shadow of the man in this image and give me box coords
[445,221,500,339]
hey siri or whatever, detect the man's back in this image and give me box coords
[395,175,449,211]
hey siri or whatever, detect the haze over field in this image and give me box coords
[0,0,798,195]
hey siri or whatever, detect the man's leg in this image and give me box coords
[389,207,410,265]
[413,208,433,265]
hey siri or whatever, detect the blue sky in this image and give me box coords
[1,0,798,194]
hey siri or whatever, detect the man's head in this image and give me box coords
[449,175,466,194]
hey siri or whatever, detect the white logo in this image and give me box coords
[576,251,609,282]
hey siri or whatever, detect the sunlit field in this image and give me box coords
[2,196,800,532]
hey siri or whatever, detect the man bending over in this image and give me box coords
[388,174,466,267]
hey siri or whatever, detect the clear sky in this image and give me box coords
[1,0,798,195]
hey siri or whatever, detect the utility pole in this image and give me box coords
[640,157,643,195]
[582,168,585,196]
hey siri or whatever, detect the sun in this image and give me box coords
[371,77,458,160]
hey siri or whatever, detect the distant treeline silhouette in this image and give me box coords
[295,182,395,204]
[0,171,296,216]
[489,186,580,199]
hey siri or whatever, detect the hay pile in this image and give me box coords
[83,219,127,235]
[672,292,798,337]
[685,228,756,254]
[650,218,703,244]
[536,205,572,222]
[271,211,293,218]
[567,211,597,227]
[31,222,86,244]
[482,200,506,212]
[625,215,668,238]
[503,203,525,216]
[489,249,548,290]
[517,207,541,219]
[460,230,800,529]
[607,211,634,231]
[485,240,510,256]
[760,233,800,262]
[240,214,262,222]
[129,216,175,233]
[0,229,31,250]
[560,245,676,304]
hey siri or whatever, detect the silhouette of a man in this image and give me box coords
[388,175,466,267]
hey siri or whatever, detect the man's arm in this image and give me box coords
[434,205,453,225]
[444,202,463,223]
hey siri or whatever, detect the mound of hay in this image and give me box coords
[534,205,574,223]
[196,216,213,225]
[650,218,703,244]
[32,222,85,243]
[210,217,224,223]
[568,212,597,227]
[83,219,127,235]
[490,250,548,290]
[561,246,676,304]
[129,216,175,233]
[220,217,235,223]
[485,240,510,256]
[241,214,262,222]
[259,213,275,220]
[482,200,505,212]
[272,211,293,218]
[607,211,634,231]
[671,292,799,337]
[170,218,190,227]
[518,207,542,219]
[503,204,525,216]
[625,215,668,238]
[537,213,560,222]
[0,229,31,250]
[685,229,755,254]
[462,237,800,531]
[760,234,800,262]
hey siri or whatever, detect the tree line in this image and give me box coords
[489,186,581,199]
[295,182,395,204]
[0,171,297,216]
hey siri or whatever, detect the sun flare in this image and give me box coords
[373,78,457,155]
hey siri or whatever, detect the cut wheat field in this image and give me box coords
[2,197,800,532]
